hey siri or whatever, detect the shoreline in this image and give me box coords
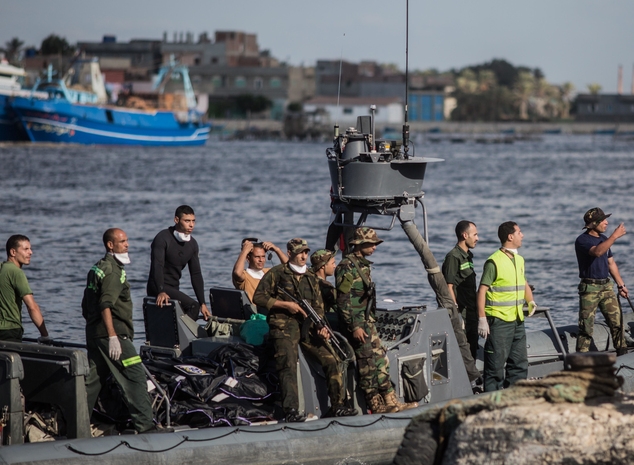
[213,119,634,135]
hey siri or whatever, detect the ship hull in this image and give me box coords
[10,97,210,146]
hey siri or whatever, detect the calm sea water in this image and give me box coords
[1,134,633,343]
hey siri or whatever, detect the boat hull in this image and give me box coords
[0,94,28,141]
[10,97,210,146]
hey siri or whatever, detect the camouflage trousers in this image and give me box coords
[576,281,625,352]
[268,314,344,412]
[349,320,393,399]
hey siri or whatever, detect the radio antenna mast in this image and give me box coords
[402,0,410,156]
[335,34,345,138]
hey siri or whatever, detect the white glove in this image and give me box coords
[478,317,490,339]
[108,336,122,361]
[528,301,537,317]
[37,336,53,344]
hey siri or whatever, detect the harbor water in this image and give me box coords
[1,134,633,344]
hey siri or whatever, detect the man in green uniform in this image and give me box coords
[442,220,480,359]
[477,221,536,392]
[0,235,49,342]
[82,228,155,433]
[310,249,337,313]
[336,227,417,413]
[253,238,356,422]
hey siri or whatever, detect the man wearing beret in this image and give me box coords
[575,208,628,354]
[253,238,356,422]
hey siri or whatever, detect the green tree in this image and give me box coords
[514,71,535,120]
[2,37,24,64]
[559,82,575,119]
[587,83,602,95]
[40,34,75,56]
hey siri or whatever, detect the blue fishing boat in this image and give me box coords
[10,59,210,146]
[0,61,48,141]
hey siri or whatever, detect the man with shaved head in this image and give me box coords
[82,228,155,433]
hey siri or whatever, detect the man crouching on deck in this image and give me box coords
[82,228,155,433]
[253,238,356,422]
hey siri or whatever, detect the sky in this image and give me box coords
[1,0,633,94]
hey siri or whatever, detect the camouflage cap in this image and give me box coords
[583,207,611,229]
[349,227,384,245]
[287,238,310,254]
[310,249,335,271]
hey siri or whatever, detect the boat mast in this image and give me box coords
[402,0,410,157]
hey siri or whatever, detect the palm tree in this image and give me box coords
[456,69,478,94]
[587,83,602,95]
[2,37,24,64]
[559,82,575,119]
[477,70,497,92]
[514,71,535,120]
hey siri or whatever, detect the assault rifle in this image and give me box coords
[279,288,349,361]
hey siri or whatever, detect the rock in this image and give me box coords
[442,394,634,465]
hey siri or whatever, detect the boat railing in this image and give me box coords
[525,307,568,360]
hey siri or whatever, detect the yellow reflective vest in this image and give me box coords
[484,249,526,322]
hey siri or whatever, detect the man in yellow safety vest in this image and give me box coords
[476,221,536,392]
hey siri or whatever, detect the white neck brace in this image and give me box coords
[110,252,131,265]
[289,263,307,274]
[246,268,265,279]
[173,230,191,242]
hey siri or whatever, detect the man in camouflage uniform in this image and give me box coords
[310,249,337,313]
[253,238,356,422]
[336,227,417,413]
[575,208,628,354]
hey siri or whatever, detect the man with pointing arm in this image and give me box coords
[575,208,628,355]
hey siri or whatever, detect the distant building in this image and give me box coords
[77,37,162,80]
[314,60,454,122]
[77,32,291,120]
[287,65,316,103]
[575,94,634,122]
[315,60,404,98]
[303,96,403,127]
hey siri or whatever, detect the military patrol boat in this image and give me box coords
[2,104,634,465]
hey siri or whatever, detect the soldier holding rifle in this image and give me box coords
[253,238,356,422]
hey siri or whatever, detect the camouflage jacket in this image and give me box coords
[253,263,324,318]
[335,253,374,333]
[316,276,337,314]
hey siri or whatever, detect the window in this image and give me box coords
[211,75,223,88]
[270,77,281,88]
[343,107,353,114]
[235,76,246,88]
[254,77,263,90]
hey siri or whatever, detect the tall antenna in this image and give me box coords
[402,0,410,156]
[335,34,345,138]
